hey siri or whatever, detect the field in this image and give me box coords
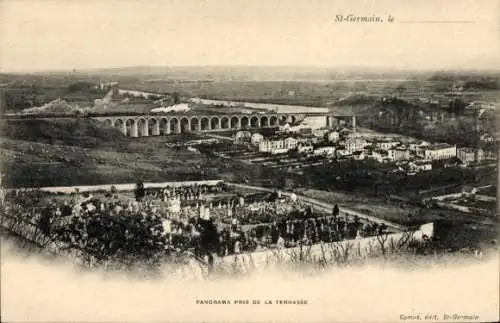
[0,119,226,187]
[0,138,214,187]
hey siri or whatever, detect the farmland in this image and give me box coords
[0,118,225,187]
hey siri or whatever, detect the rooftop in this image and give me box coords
[390,147,408,151]
[457,147,477,153]
[426,143,455,150]
[267,135,298,141]
[412,160,432,166]
[373,149,389,155]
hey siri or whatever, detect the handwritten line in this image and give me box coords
[398,20,476,24]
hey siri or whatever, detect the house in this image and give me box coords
[377,140,401,150]
[327,131,340,143]
[424,143,457,161]
[312,128,329,138]
[284,137,298,150]
[409,161,433,172]
[457,147,483,164]
[187,147,200,154]
[313,146,336,157]
[298,144,314,154]
[387,147,410,162]
[258,136,297,154]
[345,137,368,154]
[296,134,319,145]
[250,133,264,146]
[411,141,431,157]
[259,139,287,154]
[371,149,389,163]
[480,134,494,143]
[281,123,311,134]
[234,131,252,143]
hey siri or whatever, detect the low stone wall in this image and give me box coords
[431,193,464,201]
[214,223,434,270]
[435,202,471,213]
[435,201,493,216]
[5,180,224,194]
[474,195,496,202]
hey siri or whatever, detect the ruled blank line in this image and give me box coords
[399,20,476,24]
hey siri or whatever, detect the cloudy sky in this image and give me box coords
[1,0,499,72]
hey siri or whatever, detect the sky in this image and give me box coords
[1,0,499,72]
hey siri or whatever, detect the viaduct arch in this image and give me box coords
[95,113,351,137]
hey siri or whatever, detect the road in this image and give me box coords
[194,132,234,142]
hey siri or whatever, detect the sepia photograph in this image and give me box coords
[0,0,499,322]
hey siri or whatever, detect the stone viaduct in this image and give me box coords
[92,113,345,137]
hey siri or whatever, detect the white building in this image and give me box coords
[313,146,336,157]
[235,131,252,143]
[298,144,314,154]
[259,139,285,154]
[457,147,483,164]
[345,137,368,154]
[327,131,340,143]
[297,135,319,145]
[412,141,431,157]
[284,137,298,150]
[480,134,494,143]
[258,136,297,154]
[377,140,401,150]
[352,151,365,160]
[424,144,457,161]
[387,148,410,162]
[312,128,329,138]
[250,133,264,146]
[371,149,390,163]
[409,161,433,172]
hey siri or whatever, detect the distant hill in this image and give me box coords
[78,65,431,82]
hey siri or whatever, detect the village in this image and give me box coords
[205,118,494,177]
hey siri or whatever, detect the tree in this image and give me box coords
[198,218,220,271]
[55,210,167,268]
[173,92,181,104]
[332,204,339,217]
[135,180,145,202]
[67,82,93,93]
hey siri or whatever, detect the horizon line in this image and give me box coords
[2,64,500,75]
